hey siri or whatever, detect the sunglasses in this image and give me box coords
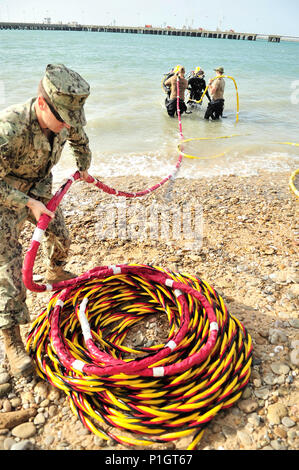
[45,100,65,123]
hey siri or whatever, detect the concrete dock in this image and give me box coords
[0,22,293,43]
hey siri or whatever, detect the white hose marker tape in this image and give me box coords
[45,283,53,291]
[78,298,92,340]
[165,279,174,288]
[32,227,45,243]
[153,367,165,377]
[109,265,122,274]
[174,289,183,298]
[56,299,64,308]
[210,322,219,332]
[72,360,85,372]
[69,176,75,182]
[165,340,177,351]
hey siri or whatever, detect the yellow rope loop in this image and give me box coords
[275,142,299,198]
[196,75,240,123]
[177,134,242,160]
[289,169,299,198]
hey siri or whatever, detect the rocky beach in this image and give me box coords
[0,169,298,451]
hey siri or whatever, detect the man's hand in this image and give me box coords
[26,198,55,222]
[80,170,94,183]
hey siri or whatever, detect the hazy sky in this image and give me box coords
[0,0,298,36]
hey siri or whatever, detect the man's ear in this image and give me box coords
[37,95,47,111]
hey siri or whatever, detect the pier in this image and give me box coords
[0,22,297,42]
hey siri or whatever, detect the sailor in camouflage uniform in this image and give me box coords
[0,64,92,376]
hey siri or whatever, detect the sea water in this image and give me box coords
[0,29,298,183]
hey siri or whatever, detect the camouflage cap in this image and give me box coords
[41,64,90,126]
[214,66,224,74]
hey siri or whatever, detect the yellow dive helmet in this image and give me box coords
[173,64,182,74]
[195,66,204,75]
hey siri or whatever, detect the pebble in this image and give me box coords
[0,373,10,385]
[281,417,296,428]
[289,349,299,367]
[238,399,259,413]
[0,383,12,397]
[268,329,288,344]
[11,440,34,450]
[34,413,46,425]
[270,439,288,450]
[270,362,290,376]
[263,373,277,385]
[254,387,270,400]
[247,413,262,427]
[237,430,253,447]
[289,319,299,329]
[3,437,16,450]
[11,422,37,439]
[267,403,288,425]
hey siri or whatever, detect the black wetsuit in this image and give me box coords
[188,76,211,102]
[165,97,187,117]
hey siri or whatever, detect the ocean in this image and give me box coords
[0,29,298,184]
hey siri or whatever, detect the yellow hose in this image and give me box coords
[196,75,239,123]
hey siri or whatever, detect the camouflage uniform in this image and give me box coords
[0,64,92,329]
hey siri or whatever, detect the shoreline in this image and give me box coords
[0,169,298,450]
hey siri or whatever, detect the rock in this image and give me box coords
[238,399,259,413]
[263,373,277,385]
[10,397,22,408]
[237,430,253,447]
[222,425,236,439]
[20,391,34,404]
[289,319,299,329]
[247,412,262,427]
[34,382,49,400]
[281,417,295,428]
[133,331,144,346]
[2,399,12,412]
[3,437,16,450]
[290,348,299,367]
[11,440,34,450]
[268,329,288,344]
[269,269,299,285]
[254,387,270,400]
[34,412,46,425]
[11,422,37,439]
[44,435,55,446]
[47,388,61,401]
[270,362,290,375]
[270,439,288,450]
[0,408,37,430]
[0,372,10,385]
[0,383,11,397]
[267,403,288,425]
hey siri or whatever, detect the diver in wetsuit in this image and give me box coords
[187,67,211,105]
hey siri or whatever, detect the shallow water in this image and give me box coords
[1,29,298,183]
